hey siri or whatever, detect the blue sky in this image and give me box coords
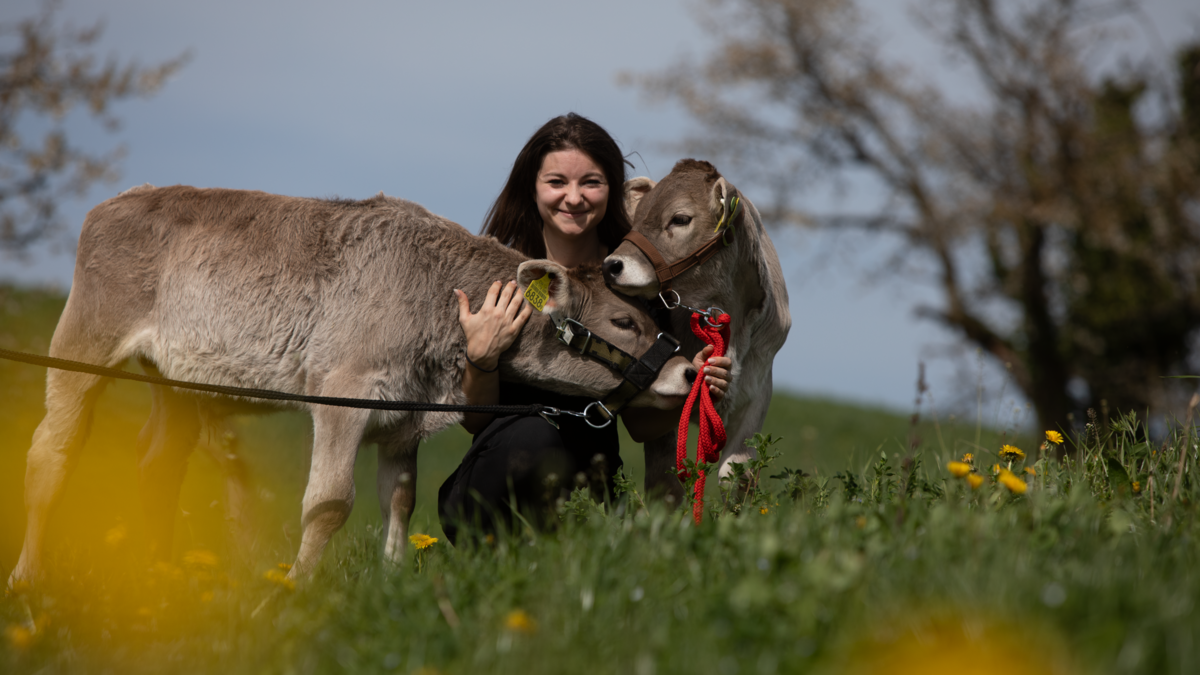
[2,0,1196,419]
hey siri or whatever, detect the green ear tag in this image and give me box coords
[524,272,551,312]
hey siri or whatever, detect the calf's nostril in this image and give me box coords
[602,258,624,281]
[684,368,698,385]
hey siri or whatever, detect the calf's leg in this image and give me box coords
[376,436,419,564]
[135,372,202,560]
[9,368,108,591]
[287,403,369,580]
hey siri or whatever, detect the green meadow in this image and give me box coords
[2,284,1197,674]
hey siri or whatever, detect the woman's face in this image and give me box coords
[535,149,609,239]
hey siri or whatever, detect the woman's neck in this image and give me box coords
[542,228,607,268]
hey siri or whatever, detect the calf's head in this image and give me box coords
[513,260,692,408]
[602,159,740,298]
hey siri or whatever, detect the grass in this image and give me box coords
[2,283,1197,674]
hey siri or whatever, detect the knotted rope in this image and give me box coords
[676,311,730,524]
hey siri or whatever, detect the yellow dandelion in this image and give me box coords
[946,461,971,478]
[1132,481,1142,494]
[1045,430,1064,445]
[961,453,974,464]
[263,568,296,591]
[183,549,219,568]
[409,534,438,550]
[999,445,1025,462]
[998,470,1028,495]
[104,524,128,547]
[1024,467,1037,476]
[991,463,1001,475]
[967,473,984,490]
[5,624,33,650]
[504,609,537,634]
[277,562,292,571]
[760,506,769,515]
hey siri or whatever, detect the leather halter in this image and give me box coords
[619,190,741,293]
[556,318,681,427]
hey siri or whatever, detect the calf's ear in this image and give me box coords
[624,177,657,220]
[517,260,575,321]
[709,177,741,233]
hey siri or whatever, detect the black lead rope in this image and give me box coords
[0,347,550,418]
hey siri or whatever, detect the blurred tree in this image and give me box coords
[0,0,186,257]
[631,0,1200,436]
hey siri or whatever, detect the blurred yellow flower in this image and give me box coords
[409,534,438,550]
[104,524,128,547]
[991,463,1001,475]
[504,609,537,634]
[277,562,292,571]
[183,549,219,568]
[760,506,769,515]
[947,461,971,478]
[263,568,296,591]
[1133,481,1142,493]
[999,470,1028,494]
[1024,467,1037,476]
[1045,430,1064,445]
[967,474,984,490]
[961,453,974,464]
[5,624,32,650]
[1000,445,1025,462]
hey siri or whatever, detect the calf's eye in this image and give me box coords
[669,214,693,227]
[611,317,637,332]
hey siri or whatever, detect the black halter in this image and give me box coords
[555,318,681,427]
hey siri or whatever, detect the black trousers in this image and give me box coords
[437,414,622,545]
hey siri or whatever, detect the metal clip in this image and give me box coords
[553,401,614,428]
[657,290,728,328]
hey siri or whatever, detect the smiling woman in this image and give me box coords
[439,113,733,543]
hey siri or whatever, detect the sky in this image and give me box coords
[2,0,1197,418]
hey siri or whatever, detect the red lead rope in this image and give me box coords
[676,311,731,524]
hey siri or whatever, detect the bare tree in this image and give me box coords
[631,0,1200,435]
[0,0,187,257]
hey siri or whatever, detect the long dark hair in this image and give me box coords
[483,113,632,258]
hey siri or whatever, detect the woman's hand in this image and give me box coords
[693,345,732,402]
[455,280,534,371]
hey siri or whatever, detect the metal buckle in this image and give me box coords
[582,401,614,428]
[556,318,592,353]
[656,332,682,353]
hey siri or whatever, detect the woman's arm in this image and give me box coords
[621,345,732,443]
[456,280,534,434]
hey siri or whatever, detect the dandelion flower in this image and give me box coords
[1045,430,1064,445]
[504,609,537,634]
[961,453,974,464]
[1133,481,1142,494]
[183,549,219,568]
[760,506,769,515]
[1024,467,1037,476]
[105,524,128,547]
[991,463,1001,475]
[999,445,1025,462]
[947,461,971,478]
[409,534,438,550]
[5,624,32,650]
[967,474,984,490]
[263,568,296,591]
[998,469,1027,495]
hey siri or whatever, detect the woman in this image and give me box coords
[437,113,731,543]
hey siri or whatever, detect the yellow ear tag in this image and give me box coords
[523,272,551,312]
